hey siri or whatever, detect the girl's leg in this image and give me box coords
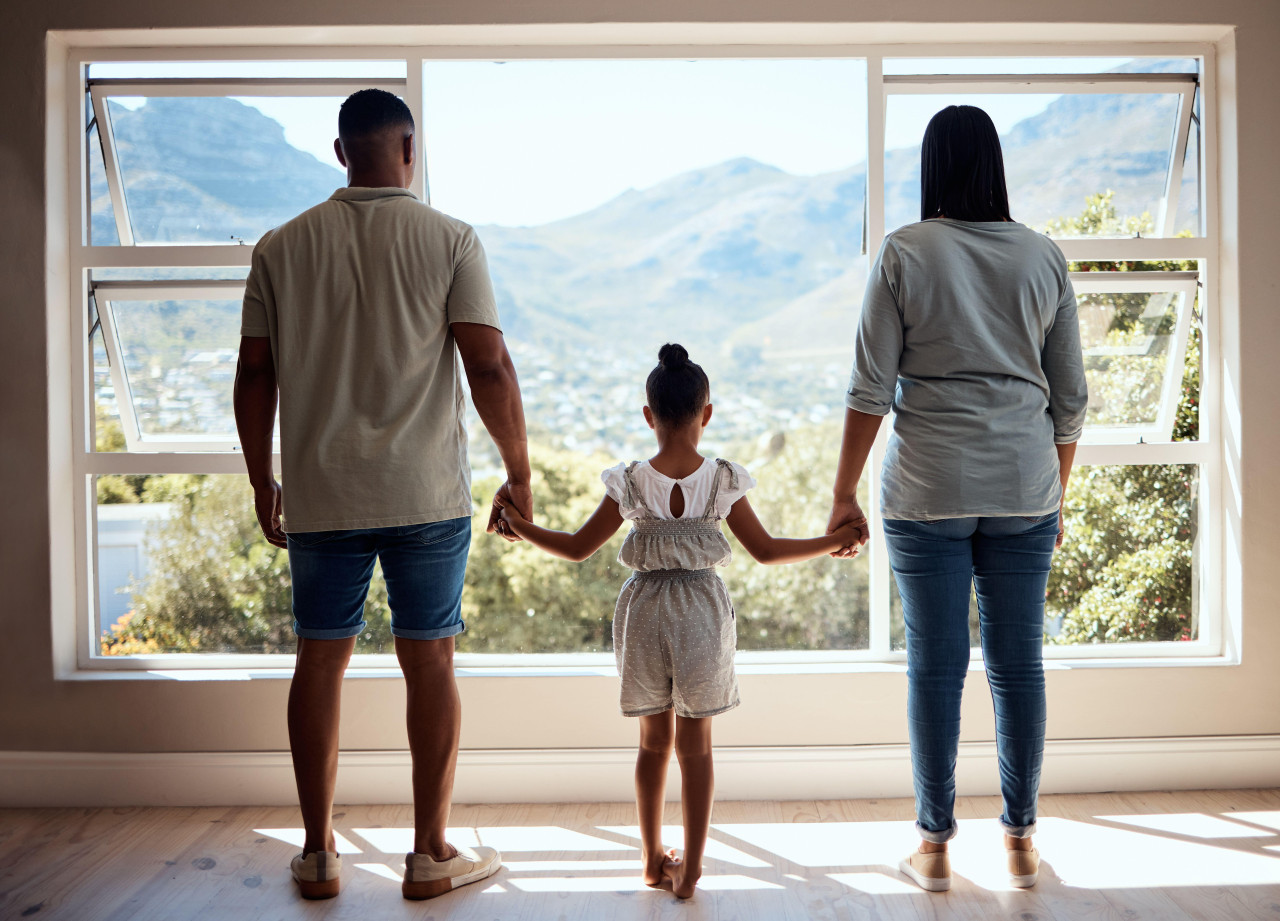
[664,715,714,899]
[636,711,675,887]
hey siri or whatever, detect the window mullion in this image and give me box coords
[404,53,427,204]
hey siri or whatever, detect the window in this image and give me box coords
[70,49,1217,669]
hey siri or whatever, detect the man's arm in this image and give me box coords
[233,335,285,548]
[451,322,532,539]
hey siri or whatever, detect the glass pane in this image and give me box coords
[105,96,347,243]
[1174,90,1202,236]
[96,474,306,655]
[883,57,1197,75]
[88,120,120,246]
[884,92,1185,236]
[1049,464,1198,644]
[885,464,1198,649]
[426,59,870,652]
[90,60,406,80]
[109,298,241,443]
[93,266,250,281]
[1079,289,1188,436]
[91,333,127,455]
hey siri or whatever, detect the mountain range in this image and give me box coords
[90,65,1197,372]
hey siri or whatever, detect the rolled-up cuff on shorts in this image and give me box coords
[391,620,466,641]
[294,620,366,640]
[916,821,958,844]
[1000,819,1037,838]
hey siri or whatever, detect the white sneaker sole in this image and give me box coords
[1009,871,1038,888]
[898,858,951,892]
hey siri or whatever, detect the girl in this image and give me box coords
[497,343,863,899]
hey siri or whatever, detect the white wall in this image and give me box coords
[2,0,1278,803]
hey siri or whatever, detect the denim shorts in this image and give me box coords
[286,518,470,641]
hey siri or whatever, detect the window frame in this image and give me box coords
[64,42,1223,673]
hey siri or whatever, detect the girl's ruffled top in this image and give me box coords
[602,457,755,573]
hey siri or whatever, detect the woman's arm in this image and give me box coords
[826,407,884,556]
[1055,441,1077,549]
[726,496,864,565]
[499,494,625,562]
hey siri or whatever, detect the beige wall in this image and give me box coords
[2,1,1279,762]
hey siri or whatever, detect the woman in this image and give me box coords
[828,105,1087,892]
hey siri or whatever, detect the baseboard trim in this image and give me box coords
[3,735,1278,807]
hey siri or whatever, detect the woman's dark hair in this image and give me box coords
[646,343,710,426]
[920,105,1013,223]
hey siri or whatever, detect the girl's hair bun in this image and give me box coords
[658,343,689,370]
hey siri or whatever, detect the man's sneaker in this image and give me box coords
[402,846,502,900]
[899,849,951,892]
[290,851,341,899]
[1008,846,1040,888]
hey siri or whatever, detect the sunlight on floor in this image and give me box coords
[1034,816,1280,889]
[250,808,1280,896]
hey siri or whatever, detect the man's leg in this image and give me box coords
[395,635,462,859]
[288,635,357,855]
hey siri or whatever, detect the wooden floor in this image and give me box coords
[3,789,1280,920]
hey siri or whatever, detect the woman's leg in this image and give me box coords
[972,515,1058,852]
[664,715,714,899]
[884,517,979,849]
[635,711,675,887]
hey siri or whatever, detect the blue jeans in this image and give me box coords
[287,518,471,641]
[884,513,1059,842]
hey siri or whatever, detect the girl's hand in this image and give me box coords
[827,497,869,558]
[831,520,866,557]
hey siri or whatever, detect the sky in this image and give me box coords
[94,56,1163,227]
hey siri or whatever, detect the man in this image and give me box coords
[234,88,531,901]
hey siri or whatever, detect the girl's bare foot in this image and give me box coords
[662,852,701,899]
[643,848,675,889]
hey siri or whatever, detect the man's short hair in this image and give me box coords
[338,89,414,141]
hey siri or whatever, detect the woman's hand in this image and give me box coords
[1056,505,1065,549]
[827,497,870,558]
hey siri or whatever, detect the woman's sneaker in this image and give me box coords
[899,849,951,891]
[402,846,502,900]
[1008,846,1040,888]
[290,851,341,899]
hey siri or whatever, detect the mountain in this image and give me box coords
[91,97,343,244]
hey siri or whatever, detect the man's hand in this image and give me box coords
[489,480,532,542]
[827,497,870,559]
[254,480,287,548]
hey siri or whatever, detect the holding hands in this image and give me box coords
[488,480,533,542]
[826,496,870,559]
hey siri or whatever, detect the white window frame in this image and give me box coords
[65,43,1222,673]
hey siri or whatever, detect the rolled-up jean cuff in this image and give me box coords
[1000,820,1037,838]
[391,621,466,641]
[294,620,366,640]
[916,821,957,843]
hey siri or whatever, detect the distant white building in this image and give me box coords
[95,503,172,632]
